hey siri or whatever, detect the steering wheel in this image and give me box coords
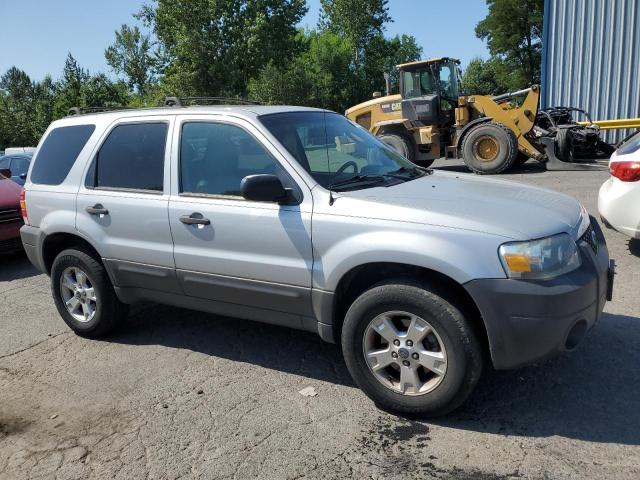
[336,161,359,175]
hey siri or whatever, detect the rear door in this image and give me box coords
[76,116,179,293]
[168,115,314,318]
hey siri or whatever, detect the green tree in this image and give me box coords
[0,68,59,147]
[461,57,511,95]
[105,24,158,95]
[81,74,130,107]
[53,53,89,117]
[318,0,391,52]
[475,0,543,89]
[359,34,422,97]
[313,0,420,108]
[31,76,57,142]
[138,0,307,97]
[52,54,130,116]
[0,67,36,147]
[248,30,354,111]
[249,12,421,112]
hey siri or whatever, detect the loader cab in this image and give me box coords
[398,58,461,127]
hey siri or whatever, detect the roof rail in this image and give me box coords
[67,106,132,116]
[163,96,262,107]
[66,96,262,117]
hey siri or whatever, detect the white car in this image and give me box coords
[598,132,640,239]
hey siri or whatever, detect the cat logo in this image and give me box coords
[380,102,402,114]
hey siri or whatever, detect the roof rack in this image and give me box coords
[66,96,262,117]
[163,96,261,107]
[67,106,134,116]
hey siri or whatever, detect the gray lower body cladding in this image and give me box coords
[20,225,46,273]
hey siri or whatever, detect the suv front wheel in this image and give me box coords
[341,280,483,416]
[51,248,128,338]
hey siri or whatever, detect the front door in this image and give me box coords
[168,116,314,319]
[76,116,179,293]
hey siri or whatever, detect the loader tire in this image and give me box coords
[512,152,530,168]
[555,128,572,162]
[379,133,416,162]
[461,122,518,174]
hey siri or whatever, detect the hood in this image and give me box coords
[332,170,583,240]
[0,176,22,210]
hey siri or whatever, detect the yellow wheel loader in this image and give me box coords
[345,57,613,174]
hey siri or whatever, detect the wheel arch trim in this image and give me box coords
[40,230,106,275]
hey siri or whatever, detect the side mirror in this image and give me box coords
[19,173,27,180]
[0,168,11,179]
[372,91,382,98]
[241,174,292,204]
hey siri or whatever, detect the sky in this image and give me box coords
[0,0,489,82]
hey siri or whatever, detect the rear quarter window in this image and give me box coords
[30,124,95,185]
[617,131,640,156]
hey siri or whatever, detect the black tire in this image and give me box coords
[555,128,572,162]
[379,133,416,162]
[461,122,518,174]
[51,248,128,338]
[512,152,530,168]
[341,280,483,417]
[413,159,435,169]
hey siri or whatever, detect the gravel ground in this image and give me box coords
[1,159,639,480]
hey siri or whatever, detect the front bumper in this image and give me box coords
[465,218,612,370]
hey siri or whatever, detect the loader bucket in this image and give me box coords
[539,137,609,171]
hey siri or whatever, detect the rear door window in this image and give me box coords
[87,122,168,192]
[30,125,95,185]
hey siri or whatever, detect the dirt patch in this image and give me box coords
[356,415,522,479]
[0,416,32,438]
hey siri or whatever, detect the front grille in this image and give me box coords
[0,237,22,252]
[580,223,598,254]
[0,208,21,223]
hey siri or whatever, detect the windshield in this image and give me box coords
[259,112,424,190]
[402,68,437,99]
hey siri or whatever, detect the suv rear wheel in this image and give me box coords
[341,280,483,416]
[51,248,128,338]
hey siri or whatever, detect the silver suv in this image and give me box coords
[20,105,614,416]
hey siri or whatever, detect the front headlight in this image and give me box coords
[499,233,581,280]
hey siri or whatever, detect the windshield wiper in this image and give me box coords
[329,175,388,190]
[390,166,433,177]
[329,167,432,190]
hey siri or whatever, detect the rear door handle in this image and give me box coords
[179,213,211,225]
[86,204,109,215]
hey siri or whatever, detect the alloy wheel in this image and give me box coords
[59,267,98,323]
[363,311,447,396]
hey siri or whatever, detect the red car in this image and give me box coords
[0,168,24,253]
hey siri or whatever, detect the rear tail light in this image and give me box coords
[610,161,640,182]
[20,188,29,225]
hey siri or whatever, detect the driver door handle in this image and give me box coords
[86,204,109,215]
[179,213,211,225]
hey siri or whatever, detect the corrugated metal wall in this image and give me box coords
[541,0,640,143]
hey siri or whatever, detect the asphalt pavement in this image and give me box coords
[1,159,639,479]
